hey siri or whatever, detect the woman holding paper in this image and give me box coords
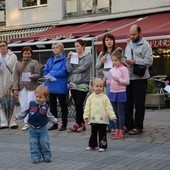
[96,33,122,134]
[43,42,69,131]
[67,39,92,132]
[0,40,18,129]
[12,46,40,131]
[96,33,122,79]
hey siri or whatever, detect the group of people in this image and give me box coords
[1,24,167,163]
[0,38,93,163]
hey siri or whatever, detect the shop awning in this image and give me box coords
[110,12,170,39]
[0,26,54,43]
[9,12,170,48]
[95,12,170,48]
[9,16,141,46]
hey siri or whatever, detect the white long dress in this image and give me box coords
[0,49,18,127]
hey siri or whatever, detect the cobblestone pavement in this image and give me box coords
[0,108,170,170]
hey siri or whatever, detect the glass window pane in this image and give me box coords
[81,0,93,11]
[97,0,109,9]
[23,0,37,7]
[66,0,78,13]
[40,0,47,5]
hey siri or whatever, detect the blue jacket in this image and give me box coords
[44,54,69,94]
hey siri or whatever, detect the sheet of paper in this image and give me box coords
[103,70,113,80]
[0,57,7,69]
[104,54,112,69]
[164,85,170,93]
[70,52,79,65]
[21,72,31,82]
[44,73,57,82]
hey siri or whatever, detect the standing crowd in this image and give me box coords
[0,24,159,163]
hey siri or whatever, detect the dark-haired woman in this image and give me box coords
[12,46,40,131]
[67,39,92,132]
[96,33,122,134]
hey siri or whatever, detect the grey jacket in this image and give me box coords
[96,47,122,78]
[125,38,153,80]
[13,59,40,91]
[66,53,92,84]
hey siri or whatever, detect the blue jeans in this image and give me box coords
[111,102,125,130]
[28,125,51,161]
[108,120,115,130]
[105,85,115,131]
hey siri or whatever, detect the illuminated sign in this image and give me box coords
[149,39,170,48]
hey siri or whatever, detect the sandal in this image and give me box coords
[77,124,86,132]
[69,123,79,132]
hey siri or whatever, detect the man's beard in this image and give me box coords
[132,35,141,43]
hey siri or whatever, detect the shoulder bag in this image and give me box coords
[131,49,147,77]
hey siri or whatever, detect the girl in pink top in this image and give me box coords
[107,51,129,139]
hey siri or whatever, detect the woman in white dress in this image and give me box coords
[0,40,18,129]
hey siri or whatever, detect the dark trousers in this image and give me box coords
[89,124,107,149]
[71,89,88,125]
[124,79,147,130]
[49,93,68,127]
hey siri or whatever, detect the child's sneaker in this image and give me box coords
[44,158,51,162]
[32,159,40,164]
[86,146,96,151]
[98,148,106,152]
[117,130,124,139]
[112,129,119,139]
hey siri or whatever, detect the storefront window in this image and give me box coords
[153,47,170,75]
[22,0,47,7]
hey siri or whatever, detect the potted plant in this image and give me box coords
[145,78,165,109]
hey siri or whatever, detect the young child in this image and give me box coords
[83,78,116,152]
[107,51,129,139]
[13,85,58,163]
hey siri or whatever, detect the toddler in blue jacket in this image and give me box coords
[13,85,58,164]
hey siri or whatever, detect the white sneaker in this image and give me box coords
[86,146,96,151]
[98,148,106,152]
[21,124,29,131]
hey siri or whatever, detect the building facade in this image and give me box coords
[0,0,170,75]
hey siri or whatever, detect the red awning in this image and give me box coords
[11,17,140,43]
[111,12,170,40]
[10,12,170,46]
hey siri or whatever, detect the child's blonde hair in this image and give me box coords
[35,85,49,99]
[91,78,105,92]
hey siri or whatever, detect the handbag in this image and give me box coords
[133,64,147,77]
[131,48,147,77]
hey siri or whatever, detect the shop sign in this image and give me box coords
[149,39,170,48]
[38,34,73,41]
